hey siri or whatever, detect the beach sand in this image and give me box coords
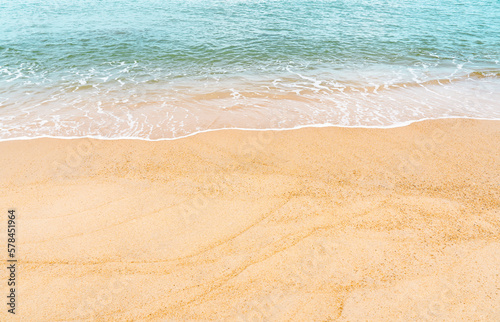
[0,118,499,321]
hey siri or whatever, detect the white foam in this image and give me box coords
[1,116,499,143]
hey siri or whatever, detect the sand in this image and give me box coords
[0,118,499,321]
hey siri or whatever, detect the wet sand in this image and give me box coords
[0,118,499,321]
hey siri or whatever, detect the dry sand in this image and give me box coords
[0,118,499,321]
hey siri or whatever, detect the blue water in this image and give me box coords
[0,0,499,139]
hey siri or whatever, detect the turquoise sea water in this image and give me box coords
[0,0,499,139]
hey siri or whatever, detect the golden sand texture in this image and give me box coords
[0,118,499,321]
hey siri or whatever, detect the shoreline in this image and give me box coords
[1,118,499,320]
[1,115,500,142]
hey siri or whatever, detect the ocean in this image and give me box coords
[1,0,499,140]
